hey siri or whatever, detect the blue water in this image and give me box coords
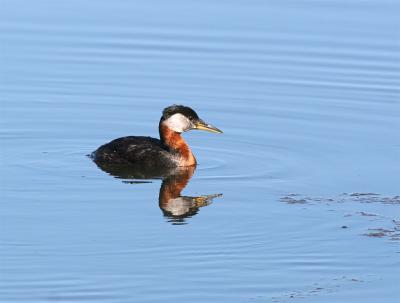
[1,1,399,302]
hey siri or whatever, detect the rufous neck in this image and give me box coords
[159,123,196,166]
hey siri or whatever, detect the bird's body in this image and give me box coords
[91,105,222,172]
[92,136,177,167]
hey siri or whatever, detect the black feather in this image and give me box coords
[161,105,199,122]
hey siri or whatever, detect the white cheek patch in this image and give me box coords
[164,113,192,133]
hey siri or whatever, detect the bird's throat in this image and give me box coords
[160,124,196,166]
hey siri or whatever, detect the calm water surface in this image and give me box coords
[1,1,399,302]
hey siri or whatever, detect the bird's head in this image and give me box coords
[160,105,222,134]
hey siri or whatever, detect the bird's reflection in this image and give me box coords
[93,161,221,224]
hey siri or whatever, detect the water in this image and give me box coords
[1,0,399,302]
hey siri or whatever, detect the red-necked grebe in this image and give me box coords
[91,105,222,168]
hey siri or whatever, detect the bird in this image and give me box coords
[91,105,222,172]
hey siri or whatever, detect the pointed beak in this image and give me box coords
[193,119,223,134]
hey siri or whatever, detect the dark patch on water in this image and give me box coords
[281,193,400,242]
[280,193,400,205]
[365,220,400,240]
[270,276,364,302]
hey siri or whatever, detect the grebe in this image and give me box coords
[91,105,222,169]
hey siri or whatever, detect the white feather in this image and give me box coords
[164,113,192,133]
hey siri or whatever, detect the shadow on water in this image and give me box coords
[92,160,222,225]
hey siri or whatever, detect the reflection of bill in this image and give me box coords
[92,160,222,224]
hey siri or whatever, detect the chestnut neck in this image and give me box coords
[159,123,196,166]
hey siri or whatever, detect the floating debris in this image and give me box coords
[281,193,400,241]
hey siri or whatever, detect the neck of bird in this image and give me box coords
[159,124,196,166]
